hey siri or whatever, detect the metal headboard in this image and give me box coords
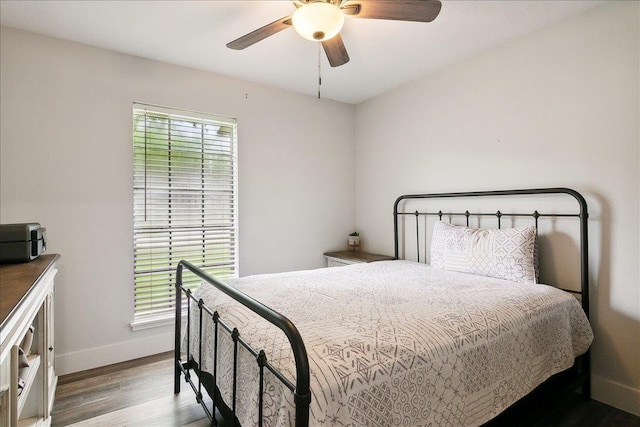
[393,187,590,319]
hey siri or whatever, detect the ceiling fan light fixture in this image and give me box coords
[292,2,345,42]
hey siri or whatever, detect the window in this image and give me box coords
[132,104,238,329]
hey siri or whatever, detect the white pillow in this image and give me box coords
[430,221,538,284]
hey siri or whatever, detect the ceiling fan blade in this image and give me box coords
[342,0,442,23]
[226,16,292,50]
[322,33,350,67]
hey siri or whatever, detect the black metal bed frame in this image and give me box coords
[174,187,591,426]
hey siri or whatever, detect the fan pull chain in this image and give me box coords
[318,43,322,99]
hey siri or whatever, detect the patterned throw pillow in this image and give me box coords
[430,221,538,284]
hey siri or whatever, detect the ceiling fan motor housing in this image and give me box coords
[292,2,345,42]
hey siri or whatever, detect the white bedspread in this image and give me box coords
[189,260,593,427]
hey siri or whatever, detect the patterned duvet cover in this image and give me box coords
[189,260,593,427]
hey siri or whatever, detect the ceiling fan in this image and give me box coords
[226,0,443,68]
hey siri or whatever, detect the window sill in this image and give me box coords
[130,315,176,332]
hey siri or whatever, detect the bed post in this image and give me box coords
[567,188,591,399]
[174,263,184,394]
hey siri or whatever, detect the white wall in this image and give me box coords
[2,0,639,418]
[354,2,639,415]
[0,27,355,374]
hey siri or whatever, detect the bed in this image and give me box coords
[174,188,593,427]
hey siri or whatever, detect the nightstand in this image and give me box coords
[323,250,394,267]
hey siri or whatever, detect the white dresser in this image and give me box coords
[0,254,59,427]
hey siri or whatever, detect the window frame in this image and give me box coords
[130,103,238,330]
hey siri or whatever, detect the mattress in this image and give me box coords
[188,260,593,426]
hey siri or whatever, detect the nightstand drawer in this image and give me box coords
[326,257,355,267]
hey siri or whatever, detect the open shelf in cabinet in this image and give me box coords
[15,352,42,418]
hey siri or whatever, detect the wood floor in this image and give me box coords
[52,352,640,427]
[52,352,211,427]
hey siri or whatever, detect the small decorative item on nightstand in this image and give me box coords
[347,232,360,251]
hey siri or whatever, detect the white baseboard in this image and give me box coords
[54,332,174,376]
[592,373,640,417]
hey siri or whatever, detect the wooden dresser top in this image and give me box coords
[0,253,60,328]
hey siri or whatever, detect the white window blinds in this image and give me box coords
[132,104,238,325]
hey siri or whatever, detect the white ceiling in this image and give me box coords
[0,1,604,104]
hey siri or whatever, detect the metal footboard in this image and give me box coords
[174,260,311,426]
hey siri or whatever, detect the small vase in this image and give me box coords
[348,236,360,251]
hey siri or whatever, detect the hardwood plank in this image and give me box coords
[57,351,172,385]
[52,353,190,426]
[64,393,211,427]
